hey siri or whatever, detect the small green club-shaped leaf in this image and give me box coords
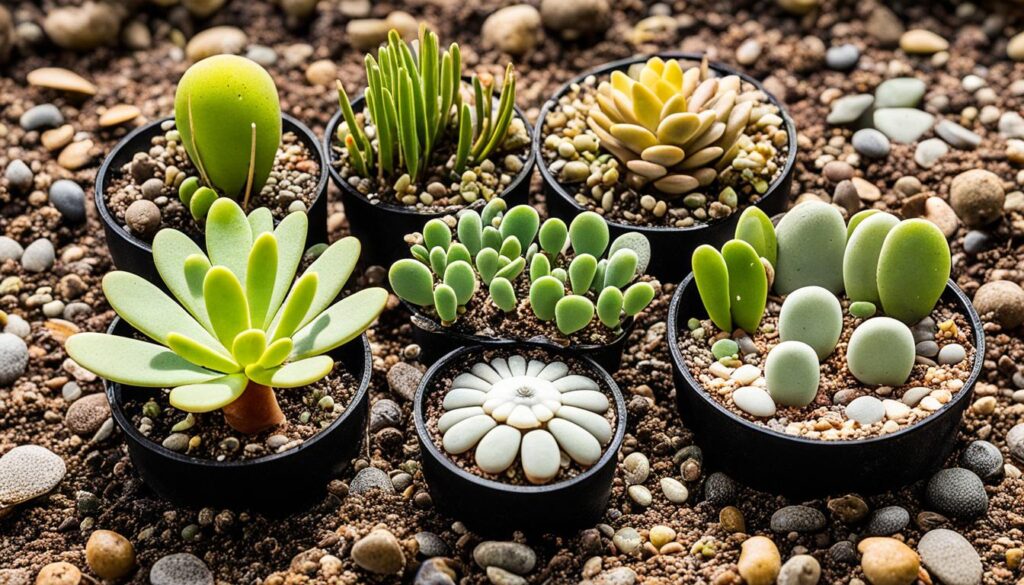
[267,211,309,327]
[423,219,452,251]
[494,256,526,281]
[482,198,507,227]
[246,356,334,388]
[457,211,483,256]
[258,338,293,369]
[847,209,881,239]
[232,329,267,366]
[390,258,435,306]
[608,232,651,275]
[551,267,568,283]
[475,248,500,285]
[189,187,218,220]
[596,286,623,328]
[529,276,564,321]
[604,249,638,289]
[555,295,595,335]
[844,212,899,305]
[590,260,606,293]
[530,253,551,281]
[169,374,248,413]
[206,198,253,282]
[429,246,448,276]
[569,212,609,258]
[499,205,540,251]
[538,217,568,257]
[489,277,517,312]
[434,283,458,322]
[204,266,251,348]
[722,239,767,334]
[179,176,200,206]
[65,333,221,388]
[692,244,732,331]
[411,244,429,264]
[246,232,278,328]
[166,332,240,373]
[482,226,503,251]
[443,260,477,305]
[568,254,598,294]
[281,237,361,332]
[623,282,655,316]
[289,288,388,359]
[446,242,472,266]
[734,206,777,266]
[271,272,317,342]
[498,235,522,260]
[153,229,212,330]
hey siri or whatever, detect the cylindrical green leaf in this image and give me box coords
[423,218,452,250]
[203,266,251,347]
[568,254,598,294]
[494,256,526,281]
[443,260,477,305]
[482,198,507,227]
[272,272,318,341]
[433,284,458,322]
[246,232,278,328]
[389,258,435,306]
[596,286,624,328]
[457,211,483,256]
[603,249,638,289]
[489,277,517,312]
[734,206,778,266]
[555,295,595,335]
[410,244,429,264]
[623,282,655,316]
[498,235,522,260]
[529,276,564,321]
[446,242,472,266]
[429,246,448,277]
[569,211,609,258]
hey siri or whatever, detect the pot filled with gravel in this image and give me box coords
[387,199,658,371]
[414,344,627,532]
[535,53,797,283]
[96,56,329,285]
[667,201,985,495]
[324,27,536,268]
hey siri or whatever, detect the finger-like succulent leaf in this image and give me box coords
[446,242,472,266]
[247,232,278,328]
[166,332,240,373]
[530,276,564,321]
[489,277,517,312]
[734,206,777,266]
[530,253,551,281]
[179,176,200,206]
[266,211,309,327]
[169,374,248,413]
[494,256,526,281]
[722,239,767,333]
[623,282,656,316]
[390,258,435,306]
[258,338,293,369]
[290,288,388,359]
[429,246,448,276]
[475,248,500,285]
[204,266,251,348]
[569,212,609,258]
[434,283,458,322]
[66,333,221,387]
[189,187,218,220]
[232,329,267,366]
[843,212,899,305]
[538,217,568,257]
[604,249,638,289]
[692,244,732,331]
[482,226,503,251]
[443,260,477,305]
[153,229,212,330]
[555,295,595,335]
[283,237,361,332]
[206,198,253,282]
[271,272,317,342]
[457,211,483,256]
[482,198,506,227]
[596,286,624,328]
[847,209,881,239]
[246,356,335,388]
[568,254,598,294]
[499,204,540,251]
[498,235,522,260]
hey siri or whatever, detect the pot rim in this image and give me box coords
[103,316,373,469]
[399,297,635,353]
[666,274,986,448]
[322,81,537,218]
[94,113,330,255]
[534,52,799,235]
[413,344,628,494]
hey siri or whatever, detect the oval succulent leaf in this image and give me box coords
[246,232,278,328]
[722,239,767,334]
[481,197,507,227]
[423,218,452,251]
[167,332,240,373]
[443,260,477,305]
[429,246,447,276]
[692,244,732,331]
[529,253,551,282]
[153,230,212,330]
[608,232,651,275]
[596,286,624,328]
[530,276,564,321]
[204,266,252,348]
[290,288,388,359]
[603,249,639,289]
[494,256,526,281]
[270,272,317,342]
[434,283,458,322]
[568,254,598,295]
[623,282,655,316]
[258,338,293,369]
[569,212,610,258]
[482,225,503,251]
[538,217,568,257]
[232,329,268,366]
[246,356,334,388]
[843,212,899,305]
[499,205,540,251]
[555,295,595,335]
[446,242,472,266]
[734,206,777,266]
[65,333,221,388]
[169,374,249,414]
[390,258,435,306]
[206,197,253,282]
[489,277,517,312]
[876,219,951,324]
[498,235,522,260]
[457,211,483,257]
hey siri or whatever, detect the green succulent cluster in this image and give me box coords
[389,200,656,336]
[336,25,517,191]
[66,198,387,416]
[173,55,283,220]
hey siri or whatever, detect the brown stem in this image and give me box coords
[222,382,284,435]
[242,122,257,212]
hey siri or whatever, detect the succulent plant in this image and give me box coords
[389,200,656,336]
[692,238,768,334]
[774,200,847,295]
[585,56,785,198]
[846,317,915,386]
[875,219,950,324]
[174,55,282,219]
[438,354,612,484]
[779,286,843,360]
[764,340,820,407]
[336,25,520,197]
[66,199,387,434]
[844,212,899,306]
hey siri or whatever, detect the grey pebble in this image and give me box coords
[245,44,278,66]
[369,398,403,432]
[350,466,396,495]
[874,108,936,144]
[1008,424,1024,464]
[414,531,449,558]
[4,160,33,193]
[391,472,412,491]
[4,314,30,338]
[49,180,86,223]
[865,505,910,536]
[0,333,29,385]
[915,340,939,357]
[937,343,966,365]
[473,541,536,575]
[62,381,82,402]
[19,103,63,130]
[161,433,189,452]
[925,467,988,520]
[770,505,826,533]
[21,238,55,272]
[777,554,821,585]
[149,552,214,585]
[386,362,422,401]
[825,44,860,70]
[591,567,636,585]
[958,440,1003,480]
[827,94,873,125]
[0,236,24,262]
[963,230,991,255]
[845,395,885,426]
[874,77,926,108]
[918,529,982,585]
[828,540,858,564]
[902,387,931,407]
[704,472,738,506]
[914,138,949,168]
[852,128,891,159]
[935,120,982,150]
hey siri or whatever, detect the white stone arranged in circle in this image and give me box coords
[439,355,612,484]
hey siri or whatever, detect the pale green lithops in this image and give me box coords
[765,341,820,407]
[438,355,613,484]
[846,317,916,386]
[876,219,951,324]
[734,206,778,266]
[774,201,847,295]
[174,55,282,200]
[0,445,66,513]
[779,286,843,360]
[844,212,899,305]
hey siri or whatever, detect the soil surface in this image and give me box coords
[2,0,1024,584]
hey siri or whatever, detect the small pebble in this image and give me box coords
[48,180,86,223]
[852,129,890,159]
[925,467,988,520]
[4,160,33,192]
[825,44,859,70]
[19,103,64,130]
[85,529,135,580]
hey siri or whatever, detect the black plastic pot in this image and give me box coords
[402,299,634,373]
[323,94,536,269]
[413,344,627,533]
[667,275,985,497]
[95,114,330,284]
[103,317,371,512]
[536,53,797,284]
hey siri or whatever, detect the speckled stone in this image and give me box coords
[350,467,396,496]
[770,505,826,533]
[149,553,214,585]
[865,506,910,536]
[1008,424,1024,464]
[959,440,1003,480]
[64,392,110,435]
[473,541,536,574]
[924,468,988,520]
[0,444,66,506]
[917,529,982,585]
[777,554,821,585]
[704,472,738,506]
[0,333,28,385]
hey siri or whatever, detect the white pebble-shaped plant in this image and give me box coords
[438,355,613,484]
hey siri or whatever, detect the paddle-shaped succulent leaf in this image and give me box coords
[174,55,282,212]
[734,206,777,266]
[569,212,609,258]
[722,239,767,333]
[692,244,732,331]
[66,198,387,433]
[843,212,899,305]
[555,295,595,335]
[876,219,951,324]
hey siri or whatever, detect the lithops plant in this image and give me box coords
[764,340,820,407]
[389,200,656,336]
[692,238,769,334]
[437,355,613,484]
[0,445,66,518]
[846,317,916,386]
[174,55,282,219]
[774,200,847,295]
[585,56,786,198]
[66,199,388,434]
[876,219,951,324]
[779,286,843,361]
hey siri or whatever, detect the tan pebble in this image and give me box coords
[660,542,685,555]
[972,396,996,415]
[99,105,140,127]
[776,0,818,15]
[58,140,94,170]
[738,536,780,585]
[1008,32,1024,61]
[649,525,676,549]
[858,537,919,585]
[923,197,959,238]
[720,505,746,533]
[900,29,948,54]
[41,125,75,152]
[385,11,418,40]
[85,529,136,580]
[851,177,880,201]
[35,561,81,585]
[27,67,97,95]
[185,26,247,62]
[305,59,337,86]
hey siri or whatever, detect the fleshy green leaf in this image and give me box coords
[529,276,564,321]
[604,249,639,289]
[152,229,213,330]
[66,333,221,387]
[290,288,388,359]
[429,246,447,276]
[232,329,267,366]
[189,187,218,220]
[722,239,767,334]
[166,332,240,373]
[246,356,335,388]
[692,245,732,331]
[274,237,360,332]
[423,219,452,251]
[568,254,598,294]
[443,260,477,305]
[555,295,595,335]
[446,242,472,266]
[271,272,317,342]
[434,283,458,322]
[247,232,278,328]
[475,248,500,285]
[499,205,540,251]
[539,217,568,257]
[169,374,248,413]
[103,271,224,352]
[205,198,253,282]
[258,338,293,368]
[457,211,483,257]
[390,258,436,306]
[734,206,777,266]
[266,211,309,328]
[530,253,551,281]
[248,207,274,238]
[623,282,656,316]
[204,266,251,347]
[494,256,526,281]
[569,212,609,258]
[596,286,624,328]
[498,235,522,260]
[489,277,517,312]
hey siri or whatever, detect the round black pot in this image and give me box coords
[95,114,330,285]
[666,275,985,497]
[323,94,536,269]
[535,53,798,284]
[402,299,634,373]
[103,317,371,512]
[413,344,627,534]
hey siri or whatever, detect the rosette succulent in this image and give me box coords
[174,55,283,219]
[335,25,524,204]
[437,355,613,484]
[389,199,656,336]
[586,56,786,198]
[66,198,387,434]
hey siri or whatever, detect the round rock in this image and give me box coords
[937,343,966,365]
[86,529,135,580]
[65,392,111,435]
[958,440,1002,481]
[858,537,919,585]
[925,467,988,520]
[777,554,821,585]
[22,238,55,272]
[49,180,86,223]
[0,444,66,506]
[865,506,910,536]
[825,44,859,70]
[852,128,891,159]
[4,160,33,193]
[473,541,536,575]
[350,529,405,575]
[1007,424,1024,464]
[770,505,826,533]
[386,362,422,401]
[349,467,395,496]
[19,103,64,130]
[972,280,1024,329]
[125,200,161,238]
[149,553,213,585]
[539,0,611,39]
[704,472,738,506]
[481,5,543,56]
[0,333,28,385]
[917,529,982,585]
[733,386,776,418]
[950,169,1004,227]
[845,395,885,426]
